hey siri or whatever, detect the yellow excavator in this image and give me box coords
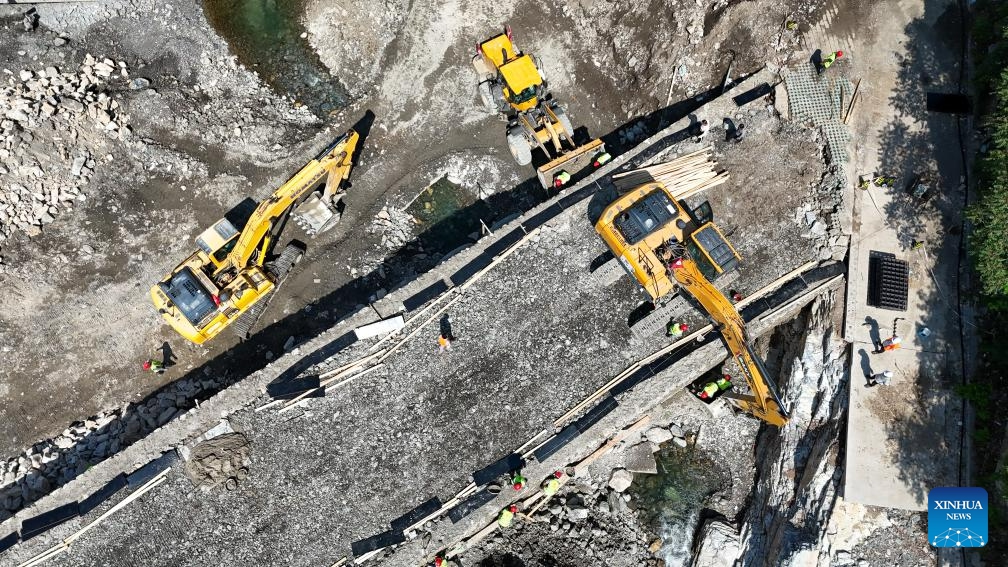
[594,181,790,427]
[473,26,606,188]
[150,129,359,345]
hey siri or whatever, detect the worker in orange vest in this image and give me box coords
[880,335,902,352]
[438,334,451,353]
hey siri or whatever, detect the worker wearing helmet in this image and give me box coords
[818,50,843,74]
[698,381,719,400]
[542,470,563,496]
[498,504,518,527]
[667,322,689,338]
[553,170,572,188]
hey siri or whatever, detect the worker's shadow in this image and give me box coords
[857,348,873,384]
[160,341,177,369]
[810,49,823,71]
[863,316,882,353]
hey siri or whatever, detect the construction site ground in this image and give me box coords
[0,0,824,463]
[0,0,976,565]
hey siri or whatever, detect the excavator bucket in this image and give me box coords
[294,193,342,235]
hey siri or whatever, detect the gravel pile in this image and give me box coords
[0,52,132,250]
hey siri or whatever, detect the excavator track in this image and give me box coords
[231,244,304,340]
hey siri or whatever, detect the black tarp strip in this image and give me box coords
[127,450,177,488]
[447,487,497,524]
[402,280,449,312]
[0,531,18,553]
[78,473,128,516]
[733,82,774,107]
[557,185,594,210]
[572,394,618,433]
[472,453,523,487]
[532,425,580,462]
[390,497,442,532]
[449,253,494,287]
[351,529,406,556]
[521,204,563,230]
[20,501,79,540]
[267,375,322,399]
[483,228,524,258]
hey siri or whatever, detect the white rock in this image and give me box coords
[608,469,633,492]
[18,70,33,82]
[645,427,674,444]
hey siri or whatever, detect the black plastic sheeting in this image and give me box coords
[390,497,442,532]
[78,473,128,516]
[127,450,178,488]
[522,204,564,231]
[447,487,497,524]
[402,279,449,312]
[351,529,406,556]
[532,424,580,463]
[20,501,79,541]
[558,184,596,210]
[482,228,525,258]
[267,375,322,400]
[572,394,618,433]
[0,531,18,553]
[449,252,494,287]
[926,92,972,114]
[733,82,774,107]
[472,452,523,487]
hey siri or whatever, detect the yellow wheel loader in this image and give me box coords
[150,129,359,345]
[473,26,606,189]
[594,181,790,427]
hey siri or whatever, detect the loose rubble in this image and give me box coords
[1,53,132,251]
[0,374,226,520]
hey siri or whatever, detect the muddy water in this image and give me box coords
[631,446,719,564]
[202,0,348,115]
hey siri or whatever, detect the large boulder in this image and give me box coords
[608,468,633,492]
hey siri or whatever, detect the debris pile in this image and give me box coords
[0,53,132,243]
[184,433,251,491]
[0,374,226,520]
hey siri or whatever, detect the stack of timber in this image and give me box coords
[612,147,728,199]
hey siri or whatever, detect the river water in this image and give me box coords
[202,0,348,116]
[631,446,720,565]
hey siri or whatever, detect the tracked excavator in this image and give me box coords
[594,181,790,427]
[473,26,607,189]
[150,129,359,345]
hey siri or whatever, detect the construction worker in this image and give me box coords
[866,370,893,387]
[716,374,733,391]
[498,504,517,528]
[911,240,924,250]
[692,119,709,143]
[818,50,843,74]
[142,358,164,374]
[542,470,563,496]
[667,321,688,338]
[433,556,454,567]
[698,381,719,400]
[730,289,743,302]
[731,123,745,143]
[511,471,526,491]
[593,151,612,168]
[881,335,902,352]
[438,334,451,353]
[553,170,572,188]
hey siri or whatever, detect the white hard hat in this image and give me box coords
[883,370,893,377]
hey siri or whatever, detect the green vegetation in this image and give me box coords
[969,2,1008,557]
[970,1,1008,307]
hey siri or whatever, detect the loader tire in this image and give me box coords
[506,130,532,166]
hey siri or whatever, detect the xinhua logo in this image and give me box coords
[928,487,988,547]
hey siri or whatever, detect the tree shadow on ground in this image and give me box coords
[871,0,967,505]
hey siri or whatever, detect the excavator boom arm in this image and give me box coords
[670,258,789,427]
[221,131,359,273]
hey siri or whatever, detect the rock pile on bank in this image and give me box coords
[0,53,133,246]
[0,373,226,521]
